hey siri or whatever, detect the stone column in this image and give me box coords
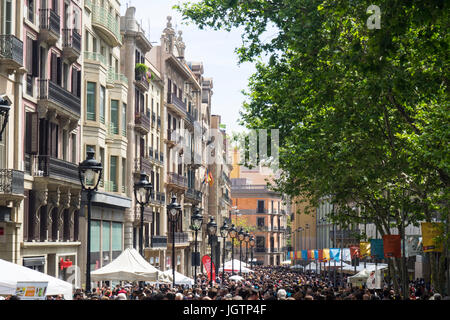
[33,186,48,241]
[46,187,60,241]
[58,188,71,241]
[69,191,81,242]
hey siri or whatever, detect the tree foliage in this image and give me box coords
[177,0,449,292]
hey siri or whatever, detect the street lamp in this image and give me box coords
[229,224,237,275]
[167,195,181,288]
[249,236,255,269]
[220,220,229,287]
[0,95,11,142]
[78,147,103,293]
[238,228,245,275]
[134,172,153,257]
[190,206,203,287]
[207,216,217,286]
[244,230,250,268]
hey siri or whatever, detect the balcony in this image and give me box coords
[84,51,107,66]
[255,247,268,253]
[62,29,81,63]
[157,116,161,130]
[150,235,167,249]
[38,79,81,121]
[39,9,60,46]
[185,188,202,203]
[135,69,149,92]
[167,232,189,245]
[107,67,128,88]
[90,4,121,47]
[167,172,187,190]
[134,157,152,176]
[159,152,164,163]
[0,35,23,70]
[35,156,80,185]
[0,169,24,202]
[167,93,186,116]
[135,111,150,134]
[231,184,281,197]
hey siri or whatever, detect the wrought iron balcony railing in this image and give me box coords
[0,34,23,66]
[39,9,60,37]
[0,169,24,195]
[38,79,81,117]
[167,93,186,114]
[35,155,79,183]
[135,111,150,133]
[62,28,81,53]
[151,235,167,248]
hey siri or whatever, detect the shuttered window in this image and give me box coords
[86,82,96,121]
[110,100,119,134]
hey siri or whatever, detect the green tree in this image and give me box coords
[177,0,449,294]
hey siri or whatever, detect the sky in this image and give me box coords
[120,0,256,134]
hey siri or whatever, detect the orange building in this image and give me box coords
[230,148,289,266]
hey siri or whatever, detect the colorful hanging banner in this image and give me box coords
[350,246,360,259]
[323,249,330,261]
[405,235,423,257]
[421,222,443,252]
[308,250,314,260]
[383,235,401,258]
[301,250,308,260]
[370,239,385,259]
[202,255,216,283]
[314,250,319,260]
[360,242,371,259]
[318,250,324,262]
[329,248,340,262]
[296,251,302,260]
[342,248,351,261]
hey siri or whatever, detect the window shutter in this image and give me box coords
[32,40,39,77]
[71,68,76,95]
[50,53,57,82]
[57,57,62,85]
[26,112,40,155]
[76,70,81,97]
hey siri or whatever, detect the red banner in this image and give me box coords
[383,235,401,258]
[202,255,216,283]
[350,246,360,259]
[307,250,314,260]
[318,250,324,262]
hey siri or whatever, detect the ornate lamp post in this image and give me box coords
[238,228,245,275]
[244,230,250,268]
[78,147,103,293]
[249,236,255,269]
[229,224,237,275]
[207,216,217,286]
[167,195,181,288]
[190,206,203,286]
[0,95,11,142]
[134,172,153,256]
[220,220,229,287]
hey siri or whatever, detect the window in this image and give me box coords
[121,158,126,193]
[257,200,265,213]
[111,222,123,259]
[27,0,34,23]
[110,156,117,192]
[102,222,111,266]
[100,85,105,124]
[71,134,77,163]
[99,147,105,186]
[257,218,265,228]
[86,82,96,121]
[110,100,119,134]
[122,103,126,136]
[2,0,12,35]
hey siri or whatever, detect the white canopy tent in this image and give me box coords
[91,248,169,282]
[219,259,254,273]
[0,259,73,300]
[281,260,291,266]
[347,268,384,289]
[162,270,194,287]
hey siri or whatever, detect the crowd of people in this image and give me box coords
[3,266,442,301]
